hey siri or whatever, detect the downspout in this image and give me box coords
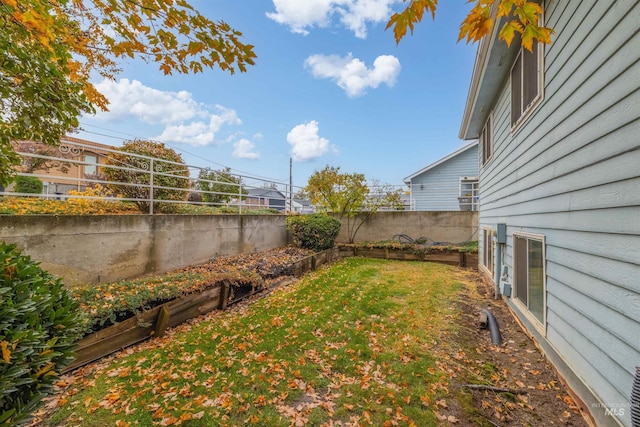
[494,235,501,299]
[494,223,507,300]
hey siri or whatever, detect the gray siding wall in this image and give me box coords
[478,1,640,426]
[410,145,478,211]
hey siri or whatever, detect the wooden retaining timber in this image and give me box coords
[337,245,478,268]
[64,285,225,372]
[64,248,339,373]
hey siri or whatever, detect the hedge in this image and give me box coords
[0,243,81,426]
[286,214,341,251]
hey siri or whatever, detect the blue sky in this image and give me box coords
[75,0,478,190]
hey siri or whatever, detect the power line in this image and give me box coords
[76,123,298,187]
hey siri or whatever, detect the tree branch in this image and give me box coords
[463,384,529,394]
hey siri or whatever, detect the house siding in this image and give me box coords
[478,1,640,426]
[409,145,478,211]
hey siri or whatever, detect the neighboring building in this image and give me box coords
[459,2,639,426]
[12,136,112,196]
[403,141,479,211]
[245,187,286,211]
[292,198,315,214]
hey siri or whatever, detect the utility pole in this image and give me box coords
[289,157,293,213]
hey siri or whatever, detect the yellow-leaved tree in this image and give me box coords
[306,166,403,243]
[387,0,554,51]
[0,0,256,185]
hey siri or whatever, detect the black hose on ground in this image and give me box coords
[480,308,502,346]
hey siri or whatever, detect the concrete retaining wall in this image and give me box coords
[0,211,478,286]
[334,211,478,244]
[0,215,289,285]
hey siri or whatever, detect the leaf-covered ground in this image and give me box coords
[434,274,588,427]
[37,257,587,427]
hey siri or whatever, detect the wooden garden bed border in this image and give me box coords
[64,248,339,373]
[336,244,478,268]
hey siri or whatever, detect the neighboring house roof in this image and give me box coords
[293,198,311,207]
[403,140,479,184]
[246,188,285,199]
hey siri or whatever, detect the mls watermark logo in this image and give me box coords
[604,406,625,417]
[592,401,639,420]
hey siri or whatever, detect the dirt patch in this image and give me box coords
[438,270,589,426]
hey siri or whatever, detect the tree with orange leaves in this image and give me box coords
[387,0,553,51]
[0,0,256,185]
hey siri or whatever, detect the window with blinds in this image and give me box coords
[511,41,543,129]
[513,233,546,327]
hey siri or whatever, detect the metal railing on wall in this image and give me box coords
[3,139,306,214]
[2,139,413,214]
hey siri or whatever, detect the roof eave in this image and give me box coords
[459,16,519,140]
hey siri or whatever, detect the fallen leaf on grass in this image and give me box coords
[420,395,432,406]
[158,416,178,426]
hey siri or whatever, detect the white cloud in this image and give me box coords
[90,79,241,146]
[287,121,332,162]
[304,53,401,97]
[338,0,396,38]
[267,0,396,39]
[93,79,204,124]
[153,106,240,146]
[266,0,336,36]
[233,139,260,159]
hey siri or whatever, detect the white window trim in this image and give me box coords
[84,154,98,176]
[458,176,478,196]
[481,112,493,167]
[480,226,495,279]
[459,177,479,211]
[512,231,547,336]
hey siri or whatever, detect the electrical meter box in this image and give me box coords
[497,223,507,244]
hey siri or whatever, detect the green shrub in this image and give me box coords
[0,243,81,426]
[13,177,43,194]
[287,214,341,251]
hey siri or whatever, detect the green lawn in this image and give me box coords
[46,258,465,427]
